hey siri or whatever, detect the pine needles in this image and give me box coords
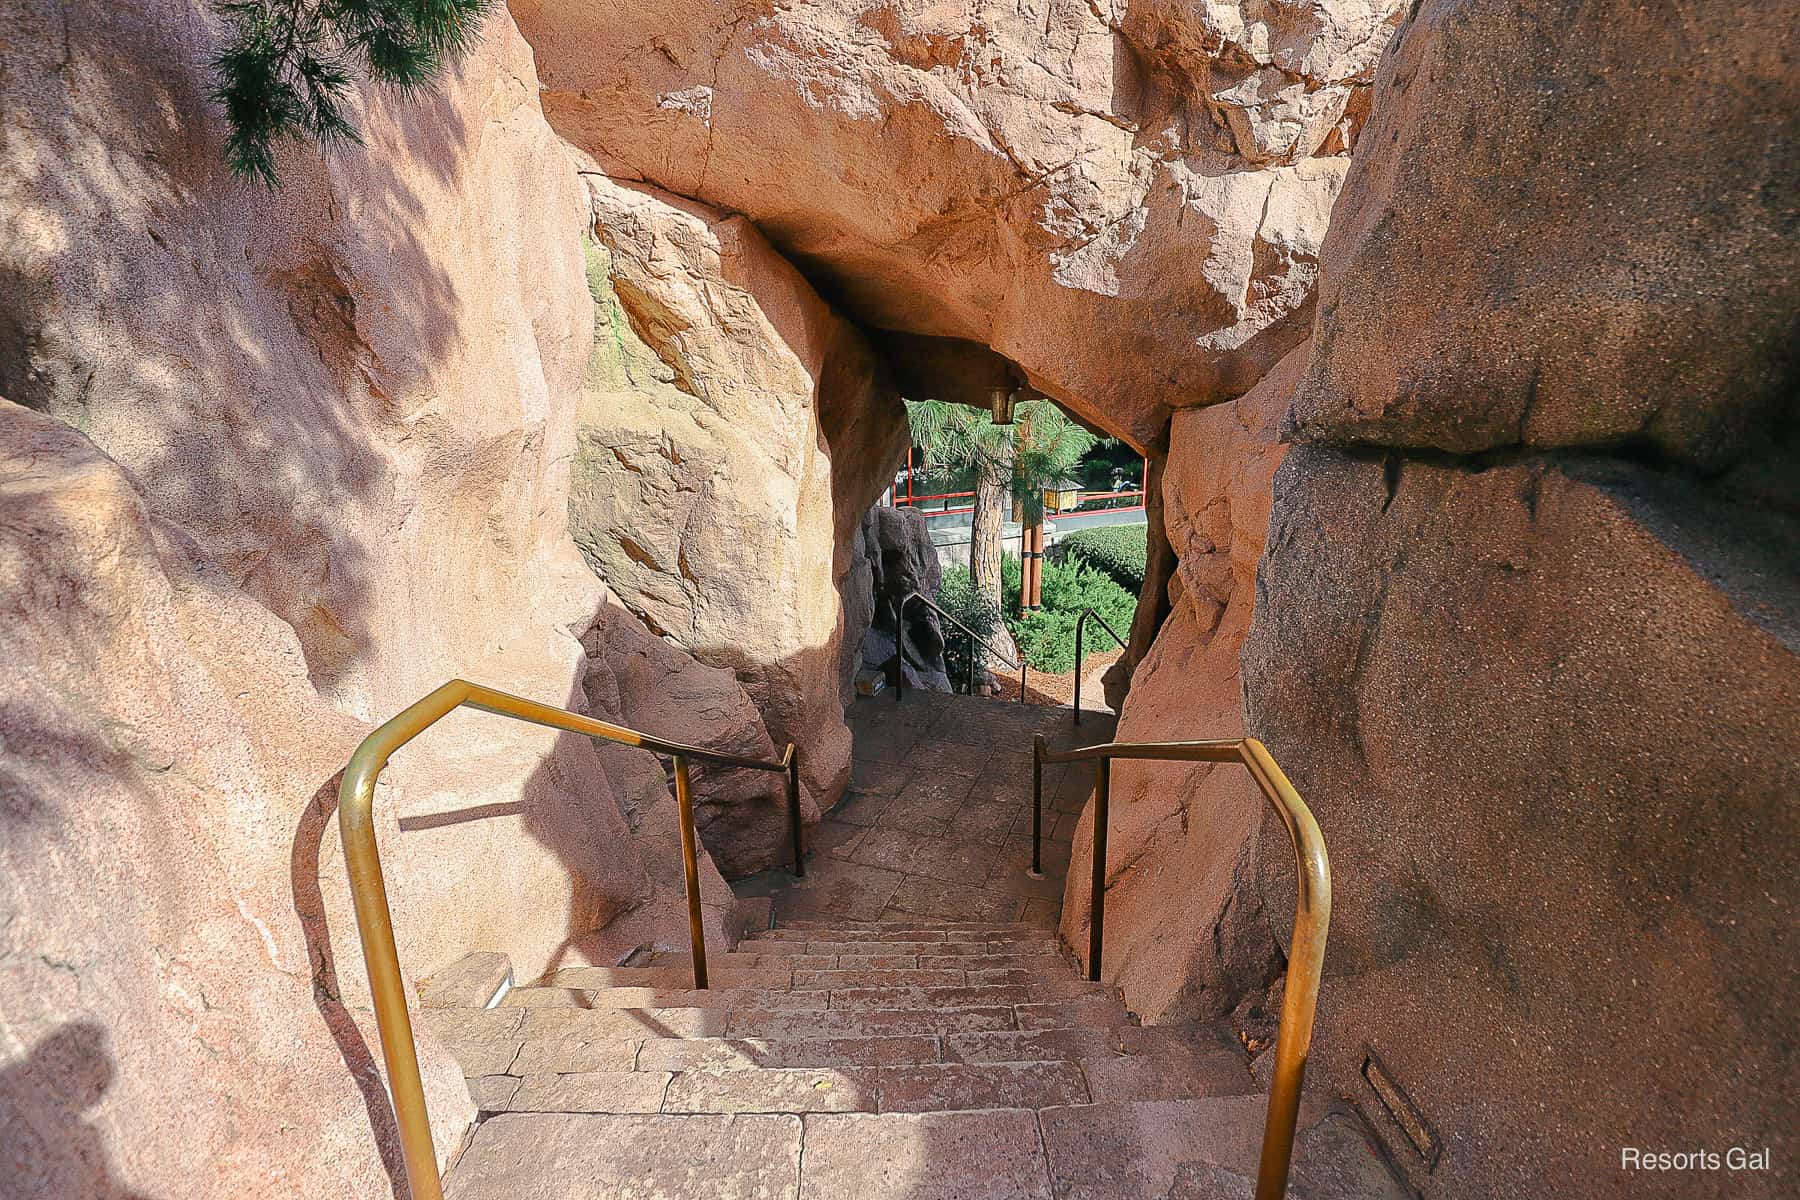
[209,1,495,186]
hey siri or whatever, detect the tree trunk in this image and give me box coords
[969,457,1008,616]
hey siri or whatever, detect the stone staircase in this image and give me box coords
[420,918,1401,1199]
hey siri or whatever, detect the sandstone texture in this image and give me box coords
[1233,2,1800,1194]
[1245,448,1799,1197]
[851,504,953,692]
[570,170,909,816]
[513,0,1404,445]
[1291,0,1800,470]
[582,599,809,880]
[0,402,475,1196]
[0,3,738,1192]
[1062,342,1299,1020]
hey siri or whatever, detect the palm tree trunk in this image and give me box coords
[969,457,1007,615]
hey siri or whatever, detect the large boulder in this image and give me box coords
[570,171,908,816]
[1244,447,1799,1197]
[0,3,733,1191]
[1290,0,1800,470]
[512,0,1404,445]
[851,504,953,693]
[0,402,474,1194]
[1234,2,1800,1193]
[583,599,811,880]
[1062,342,1298,1020]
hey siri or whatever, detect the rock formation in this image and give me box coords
[0,4,733,1191]
[1062,341,1300,1021]
[513,0,1403,446]
[850,503,953,692]
[1237,2,1800,1194]
[569,169,909,818]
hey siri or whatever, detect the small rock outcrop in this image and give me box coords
[849,504,953,693]
[515,0,1404,446]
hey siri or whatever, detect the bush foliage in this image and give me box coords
[1057,524,1148,593]
[934,566,1005,691]
[1003,556,1136,674]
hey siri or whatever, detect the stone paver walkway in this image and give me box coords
[736,691,1117,928]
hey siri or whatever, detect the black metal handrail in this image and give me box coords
[1072,607,1128,722]
[1029,733,1330,1200]
[889,589,1027,702]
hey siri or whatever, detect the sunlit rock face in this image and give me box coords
[569,170,909,820]
[0,4,727,1192]
[1060,341,1299,1022]
[1239,1,1800,1194]
[0,401,475,1196]
[510,0,1402,447]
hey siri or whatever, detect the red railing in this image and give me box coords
[892,447,1147,517]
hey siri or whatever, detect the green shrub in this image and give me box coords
[934,566,1004,691]
[1057,525,1148,593]
[1005,557,1136,673]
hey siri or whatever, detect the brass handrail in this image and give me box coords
[338,679,803,1200]
[889,589,1027,702]
[1030,734,1330,1200]
[1071,607,1128,723]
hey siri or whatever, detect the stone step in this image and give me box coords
[823,982,1105,1009]
[508,1004,1024,1042]
[756,924,1058,942]
[418,951,512,1009]
[499,986,830,1012]
[641,951,1073,980]
[444,1112,801,1199]
[1037,1097,1272,1199]
[635,1034,943,1072]
[478,1060,1098,1117]
[739,938,1005,957]
[482,1023,1221,1079]
[546,965,795,990]
[770,928,1044,935]
[747,926,1061,945]
[500,979,1107,1015]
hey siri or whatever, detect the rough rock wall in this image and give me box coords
[0,405,475,1194]
[1062,341,1299,1020]
[512,0,1404,446]
[570,170,908,817]
[1240,2,1800,1195]
[849,504,953,692]
[0,3,730,1193]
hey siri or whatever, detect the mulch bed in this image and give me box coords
[990,646,1124,708]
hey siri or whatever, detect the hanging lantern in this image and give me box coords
[990,387,1017,425]
[1044,476,1083,513]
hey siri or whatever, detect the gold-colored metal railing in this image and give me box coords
[1031,734,1331,1200]
[338,679,803,1200]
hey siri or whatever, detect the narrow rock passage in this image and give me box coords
[735,692,1118,928]
[423,693,1408,1198]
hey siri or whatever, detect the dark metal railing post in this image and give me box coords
[1019,657,1027,705]
[1087,756,1110,981]
[1073,608,1128,724]
[1074,612,1087,722]
[672,755,709,990]
[787,748,805,877]
[1029,734,1045,878]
